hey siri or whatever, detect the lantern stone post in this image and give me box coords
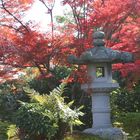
[68,31,134,140]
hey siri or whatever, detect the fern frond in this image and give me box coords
[50,82,67,96]
[31,94,48,104]
[67,100,74,107]
[17,100,26,105]
[23,87,40,95]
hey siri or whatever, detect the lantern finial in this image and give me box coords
[93,31,105,47]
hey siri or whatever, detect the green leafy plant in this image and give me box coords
[0,82,27,121]
[7,124,19,140]
[111,82,140,139]
[0,120,19,140]
[15,83,84,140]
[116,113,140,140]
[28,66,72,94]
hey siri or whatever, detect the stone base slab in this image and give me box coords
[83,127,127,140]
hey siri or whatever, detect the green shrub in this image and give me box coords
[29,66,72,94]
[111,80,140,139]
[28,66,92,130]
[111,82,140,122]
[117,113,140,139]
[15,83,83,140]
[0,84,27,121]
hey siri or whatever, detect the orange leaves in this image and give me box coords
[0,65,22,84]
[0,0,140,85]
[18,0,34,4]
[89,0,140,54]
[62,0,140,85]
[90,0,139,32]
[0,26,75,69]
[0,0,34,32]
[60,77,74,84]
[113,60,140,87]
[13,31,51,65]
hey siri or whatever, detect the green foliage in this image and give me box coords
[29,66,72,94]
[0,120,19,140]
[16,103,58,140]
[0,82,28,120]
[64,82,92,131]
[15,83,83,140]
[51,66,92,131]
[111,83,140,119]
[111,82,140,139]
[7,124,18,140]
[116,113,140,139]
[0,92,23,111]
[52,66,72,81]
[64,132,102,140]
[55,11,74,26]
[0,121,9,139]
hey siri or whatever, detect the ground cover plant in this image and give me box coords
[14,83,84,140]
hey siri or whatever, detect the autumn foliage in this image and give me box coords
[0,0,140,84]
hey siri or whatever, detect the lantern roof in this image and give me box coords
[68,31,134,65]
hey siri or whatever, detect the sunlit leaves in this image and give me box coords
[0,0,140,85]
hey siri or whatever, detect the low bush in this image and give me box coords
[117,113,140,139]
[15,83,84,140]
[0,81,29,121]
[111,80,140,139]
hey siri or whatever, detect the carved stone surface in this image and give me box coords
[81,82,119,93]
[68,31,134,64]
[83,127,127,140]
[93,31,105,39]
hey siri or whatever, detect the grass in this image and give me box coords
[64,131,102,140]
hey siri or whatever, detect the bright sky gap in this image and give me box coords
[25,0,70,31]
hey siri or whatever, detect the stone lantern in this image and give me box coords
[68,31,134,140]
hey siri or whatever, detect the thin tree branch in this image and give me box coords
[39,0,55,41]
[0,23,23,33]
[1,0,29,33]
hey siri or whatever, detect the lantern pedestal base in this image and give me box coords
[83,127,127,140]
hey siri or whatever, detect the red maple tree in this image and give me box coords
[0,0,140,85]
[62,0,140,84]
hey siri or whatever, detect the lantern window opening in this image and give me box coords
[96,67,105,78]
